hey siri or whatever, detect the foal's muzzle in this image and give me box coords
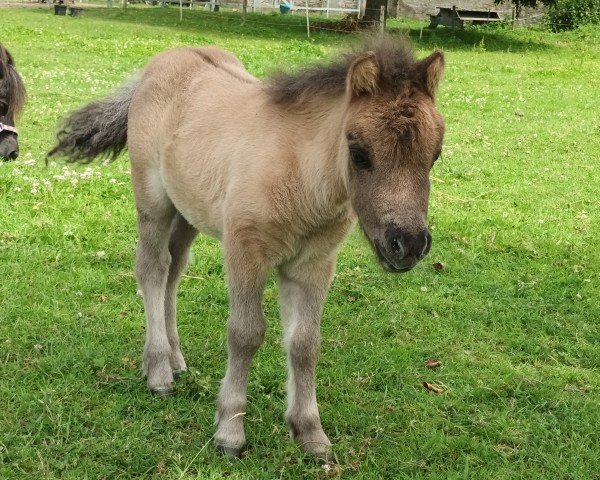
[0,131,19,162]
[375,227,432,273]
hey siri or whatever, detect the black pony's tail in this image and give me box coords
[47,73,141,163]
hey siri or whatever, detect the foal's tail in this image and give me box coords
[47,73,141,163]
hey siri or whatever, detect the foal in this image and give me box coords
[0,43,26,161]
[49,36,445,459]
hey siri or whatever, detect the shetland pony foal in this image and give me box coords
[0,43,26,161]
[49,36,445,459]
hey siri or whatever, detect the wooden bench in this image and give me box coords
[429,6,502,29]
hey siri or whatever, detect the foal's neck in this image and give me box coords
[291,95,351,219]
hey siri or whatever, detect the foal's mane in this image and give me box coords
[0,43,27,118]
[266,35,419,107]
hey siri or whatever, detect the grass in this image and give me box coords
[1,6,599,479]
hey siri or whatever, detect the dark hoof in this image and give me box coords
[216,442,245,459]
[299,442,333,464]
[150,386,173,397]
[173,369,187,380]
[315,449,334,465]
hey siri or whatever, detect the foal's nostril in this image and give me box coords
[417,232,432,260]
[390,235,405,258]
[8,150,19,161]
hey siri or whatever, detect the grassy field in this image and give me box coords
[1,6,599,479]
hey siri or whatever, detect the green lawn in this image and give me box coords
[1,6,599,479]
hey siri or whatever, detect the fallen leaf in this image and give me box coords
[347,296,356,302]
[422,382,445,394]
[432,262,444,270]
[425,358,442,369]
[100,295,108,302]
[515,110,524,117]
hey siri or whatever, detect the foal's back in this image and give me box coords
[127,46,283,239]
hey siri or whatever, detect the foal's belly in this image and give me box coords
[158,122,230,239]
[161,156,226,240]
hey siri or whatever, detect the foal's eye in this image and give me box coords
[349,146,372,171]
[0,101,7,116]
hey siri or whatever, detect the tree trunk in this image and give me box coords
[515,0,522,18]
[387,0,397,18]
[362,0,386,25]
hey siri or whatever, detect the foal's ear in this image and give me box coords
[346,52,379,99]
[416,50,445,99]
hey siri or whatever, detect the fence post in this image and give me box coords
[379,5,385,34]
[512,6,516,30]
[305,0,310,38]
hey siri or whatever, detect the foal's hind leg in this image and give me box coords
[164,213,198,376]
[278,254,336,461]
[135,194,177,396]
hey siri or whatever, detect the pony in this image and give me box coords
[0,43,26,161]
[48,35,445,460]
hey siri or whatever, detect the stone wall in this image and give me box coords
[397,0,513,19]
[221,0,537,21]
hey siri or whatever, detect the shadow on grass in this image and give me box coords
[29,5,340,42]
[388,24,554,52]
[28,6,554,52]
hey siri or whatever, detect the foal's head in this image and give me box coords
[343,39,445,272]
[0,43,26,161]
[268,36,444,272]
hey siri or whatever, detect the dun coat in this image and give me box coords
[49,35,445,459]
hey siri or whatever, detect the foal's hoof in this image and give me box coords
[150,386,173,398]
[215,442,245,459]
[300,443,333,464]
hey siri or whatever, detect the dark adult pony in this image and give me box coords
[0,43,26,161]
[49,36,445,460]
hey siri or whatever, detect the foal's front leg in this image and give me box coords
[215,242,269,458]
[278,255,336,461]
